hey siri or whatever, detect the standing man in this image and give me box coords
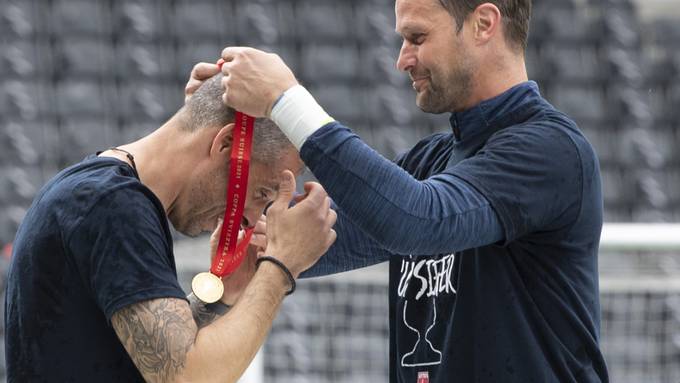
[5,74,337,382]
[191,0,609,381]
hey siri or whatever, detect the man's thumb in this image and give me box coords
[271,170,296,210]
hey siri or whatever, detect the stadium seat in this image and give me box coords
[294,1,354,42]
[116,82,180,123]
[543,44,601,82]
[601,165,636,206]
[667,84,680,123]
[597,7,641,47]
[601,47,644,83]
[0,39,52,79]
[605,85,652,122]
[114,41,175,80]
[364,86,418,125]
[532,5,595,43]
[0,120,43,167]
[308,85,365,124]
[49,0,111,37]
[0,205,26,247]
[0,166,42,205]
[300,44,360,83]
[549,84,607,121]
[233,2,294,44]
[355,2,398,46]
[359,45,404,86]
[0,79,53,119]
[119,122,159,143]
[580,123,618,166]
[171,0,232,41]
[112,0,167,41]
[0,0,45,38]
[617,127,669,169]
[55,80,111,118]
[52,38,114,78]
[58,118,116,165]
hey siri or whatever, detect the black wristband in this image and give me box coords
[256,256,296,296]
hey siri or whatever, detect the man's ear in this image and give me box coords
[211,123,235,160]
[472,3,502,45]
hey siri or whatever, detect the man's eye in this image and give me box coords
[409,34,425,44]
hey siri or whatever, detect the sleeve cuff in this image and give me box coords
[270,85,335,150]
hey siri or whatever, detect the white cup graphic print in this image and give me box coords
[401,299,443,367]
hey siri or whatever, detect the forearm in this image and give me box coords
[181,262,288,382]
[113,265,288,383]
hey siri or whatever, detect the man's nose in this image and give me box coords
[242,207,262,229]
[397,41,416,73]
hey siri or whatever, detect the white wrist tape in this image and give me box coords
[270,85,335,150]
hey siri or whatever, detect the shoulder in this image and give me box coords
[45,157,164,240]
[488,111,597,168]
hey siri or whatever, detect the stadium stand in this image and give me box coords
[0,0,678,381]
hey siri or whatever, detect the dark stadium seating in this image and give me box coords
[0,0,676,239]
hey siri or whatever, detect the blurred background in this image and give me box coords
[1,0,679,381]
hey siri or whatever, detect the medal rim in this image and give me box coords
[191,272,224,304]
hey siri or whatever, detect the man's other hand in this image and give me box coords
[184,62,221,103]
[208,216,266,306]
[265,170,336,278]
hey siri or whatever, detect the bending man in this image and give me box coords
[5,75,337,382]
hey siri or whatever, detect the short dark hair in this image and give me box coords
[437,0,531,52]
[183,74,294,164]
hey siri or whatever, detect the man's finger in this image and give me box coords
[250,234,267,249]
[191,62,220,81]
[326,209,338,229]
[253,220,267,234]
[299,182,327,206]
[269,170,296,212]
[221,47,249,63]
[185,80,203,101]
[327,229,338,248]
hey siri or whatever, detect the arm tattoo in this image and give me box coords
[187,292,231,329]
[111,298,197,383]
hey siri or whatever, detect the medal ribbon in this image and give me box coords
[210,59,255,277]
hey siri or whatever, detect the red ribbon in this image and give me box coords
[210,58,255,277]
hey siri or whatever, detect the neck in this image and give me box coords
[113,115,205,215]
[461,53,528,112]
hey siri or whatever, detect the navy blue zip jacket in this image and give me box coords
[302,82,608,383]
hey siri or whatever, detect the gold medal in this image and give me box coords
[191,272,224,304]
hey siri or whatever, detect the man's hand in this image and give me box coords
[208,216,267,306]
[220,47,299,117]
[264,170,337,278]
[184,62,221,103]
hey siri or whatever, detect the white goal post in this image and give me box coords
[600,223,680,251]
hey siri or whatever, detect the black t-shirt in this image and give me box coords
[5,156,186,382]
